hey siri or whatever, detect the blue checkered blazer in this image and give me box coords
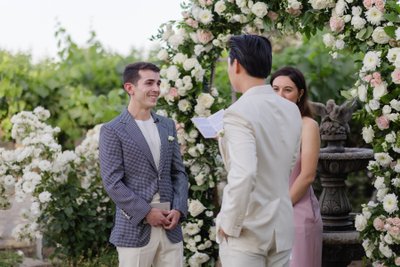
[99,109,188,247]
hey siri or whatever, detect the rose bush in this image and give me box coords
[0,107,114,263]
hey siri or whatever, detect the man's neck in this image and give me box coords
[128,103,152,121]
[238,78,266,94]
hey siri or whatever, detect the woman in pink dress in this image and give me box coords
[270,67,323,267]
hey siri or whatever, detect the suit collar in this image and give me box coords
[243,84,274,97]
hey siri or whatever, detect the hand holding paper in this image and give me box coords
[191,109,224,138]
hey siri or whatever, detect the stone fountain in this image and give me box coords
[312,99,374,267]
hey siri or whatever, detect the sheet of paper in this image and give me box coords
[191,109,224,138]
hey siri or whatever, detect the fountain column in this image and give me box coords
[312,100,373,266]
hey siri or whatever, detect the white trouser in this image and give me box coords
[117,193,183,267]
[219,233,291,267]
[117,226,183,267]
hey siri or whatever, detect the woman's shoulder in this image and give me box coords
[301,117,320,136]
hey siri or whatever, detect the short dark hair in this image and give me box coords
[270,66,314,118]
[123,62,160,85]
[228,34,272,79]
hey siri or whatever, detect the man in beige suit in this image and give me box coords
[216,35,302,267]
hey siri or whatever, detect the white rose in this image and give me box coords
[309,0,335,10]
[390,99,400,111]
[357,84,367,102]
[385,132,396,143]
[351,6,362,16]
[334,0,347,17]
[196,93,215,108]
[335,39,345,50]
[188,199,206,217]
[251,2,268,18]
[166,65,180,81]
[188,146,199,157]
[368,99,380,111]
[214,1,227,15]
[194,173,206,186]
[396,27,400,40]
[323,33,335,47]
[379,242,393,258]
[168,32,185,48]
[173,53,188,64]
[374,176,386,190]
[38,191,52,203]
[362,125,374,143]
[387,48,400,63]
[373,82,388,99]
[183,58,199,71]
[351,16,366,30]
[194,44,205,56]
[178,99,192,112]
[372,27,390,44]
[382,105,392,115]
[157,49,169,61]
[355,214,368,231]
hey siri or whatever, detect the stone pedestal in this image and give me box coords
[322,231,365,267]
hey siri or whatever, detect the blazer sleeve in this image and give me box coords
[217,110,257,238]
[99,124,151,226]
[169,120,189,218]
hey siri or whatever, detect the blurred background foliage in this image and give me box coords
[0,27,371,210]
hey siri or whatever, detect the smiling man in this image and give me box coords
[99,62,188,267]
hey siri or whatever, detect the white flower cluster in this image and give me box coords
[0,108,109,243]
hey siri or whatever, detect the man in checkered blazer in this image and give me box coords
[99,62,188,267]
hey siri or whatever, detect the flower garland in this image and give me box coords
[152,0,400,265]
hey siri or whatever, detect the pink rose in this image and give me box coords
[391,69,400,84]
[329,16,345,33]
[206,0,213,6]
[375,0,385,12]
[393,217,400,226]
[176,122,184,131]
[373,217,385,231]
[389,226,400,236]
[185,18,199,28]
[395,257,400,266]
[370,72,382,87]
[196,29,214,44]
[376,115,390,130]
[286,7,302,16]
[168,87,178,98]
[267,11,279,21]
[363,0,374,9]
[363,74,373,82]
[180,144,187,155]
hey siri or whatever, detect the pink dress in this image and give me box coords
[289,157,323,267]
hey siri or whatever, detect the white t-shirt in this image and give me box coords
[135,117,161,170]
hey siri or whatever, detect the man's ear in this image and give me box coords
[124,83,135,96]
[233,59,242,74]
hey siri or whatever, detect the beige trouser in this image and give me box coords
[117,226,183,267]
[117,193,183,267]
[219,233,291,267]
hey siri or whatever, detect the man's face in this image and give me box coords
[128,70,161,110]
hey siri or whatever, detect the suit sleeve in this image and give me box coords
[217,110,257,237]
[99,124,151,226]
[169,120,189,218]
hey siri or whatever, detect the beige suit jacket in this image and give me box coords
[216,85,302,254]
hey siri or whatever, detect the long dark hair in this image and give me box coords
[270,66,314,118]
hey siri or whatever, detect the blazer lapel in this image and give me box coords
[153,112,168,173]
[120,109,158,172]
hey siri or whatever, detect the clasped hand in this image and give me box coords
[145,208,181,230]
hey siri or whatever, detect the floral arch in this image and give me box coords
[153,0,400,266]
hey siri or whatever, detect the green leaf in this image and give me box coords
[384,26,397,38]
